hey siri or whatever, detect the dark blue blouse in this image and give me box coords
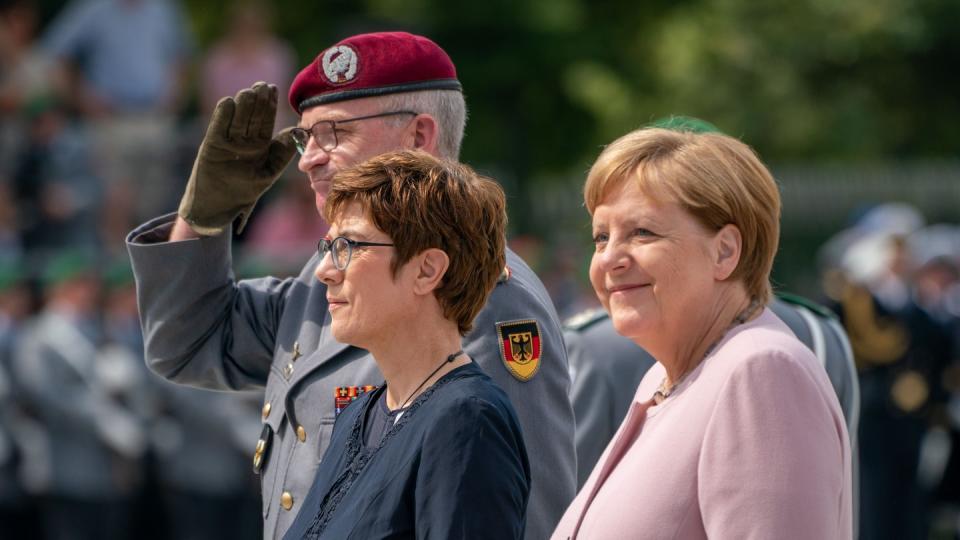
[283,362,531,540]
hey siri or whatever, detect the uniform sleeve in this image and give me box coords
[463,249,576,540]
[415,397,530,540]
[566,330,616,488]
[698,350,851,539]
[821,316,860,441]
[126,214,298,391]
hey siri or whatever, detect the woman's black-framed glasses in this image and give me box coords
[317,236,394,271]
[290,110,418,154]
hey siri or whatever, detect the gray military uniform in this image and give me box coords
[12,311,146,498]
[127,213,576,540]
[563,314,655,488]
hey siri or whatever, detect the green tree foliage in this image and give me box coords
[187,0,959,164]
[183,0,959,234]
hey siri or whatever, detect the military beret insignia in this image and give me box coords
[496,319,542,381]
[321,44,358,84]
[289,31,462,113]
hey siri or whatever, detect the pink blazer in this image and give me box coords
[552,309,852,539]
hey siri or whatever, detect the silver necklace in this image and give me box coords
[652,298,761,405]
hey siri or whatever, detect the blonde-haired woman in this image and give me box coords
[553,128,852,539]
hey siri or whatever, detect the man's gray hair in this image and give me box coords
[382,90,467,160]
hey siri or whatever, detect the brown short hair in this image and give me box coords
[325,150,506,335]
[584,128,781,304]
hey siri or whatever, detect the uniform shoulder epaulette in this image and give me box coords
[774,291,838,320]
[563,307,609,331]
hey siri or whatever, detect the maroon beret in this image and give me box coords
[288,31,462,114]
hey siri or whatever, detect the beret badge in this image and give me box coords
[290,32,461,113]
[321,45,358,84]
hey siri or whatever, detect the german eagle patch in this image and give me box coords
[496,319,542,381]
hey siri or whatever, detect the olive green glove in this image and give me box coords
[178,82,297,235]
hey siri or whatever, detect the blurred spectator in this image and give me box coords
[0,0,64,178]
[11,251,146,540]
[821,205,955,540]
[11,99,102,253]
[200,0,295,126]
[244,175,327,272]
[42,0,193,228]
[908,227,960,536]
[42,0,191,116]
[0,182,22,263]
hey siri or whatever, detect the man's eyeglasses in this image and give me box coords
[291,111,418,154]
[318,236,394,271]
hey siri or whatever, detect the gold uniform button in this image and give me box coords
[280,491,294,511]
[297,425,307,442]
[261,402,271,419]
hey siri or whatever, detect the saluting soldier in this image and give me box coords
[126,32,575,540]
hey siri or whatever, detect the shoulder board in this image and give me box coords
[774,292,838,320]
[564,307,608,331]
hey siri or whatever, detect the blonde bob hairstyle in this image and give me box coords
[584,127,781,304]
[325,150,506,336]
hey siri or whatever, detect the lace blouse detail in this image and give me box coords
[303,368,466,539]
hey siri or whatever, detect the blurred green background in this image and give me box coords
[28,0,960,296]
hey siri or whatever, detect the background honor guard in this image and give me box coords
[12,251,147,540]
[818,208,955,540]
[126,31,575,539]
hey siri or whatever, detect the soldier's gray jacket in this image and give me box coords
[12,311,145,498]
[127,214,576,540]
[563,314,655,488]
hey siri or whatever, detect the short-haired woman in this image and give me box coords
[283,150,529,539]
[552,128,852,539]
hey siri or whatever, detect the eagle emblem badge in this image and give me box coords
[496,319,542,381]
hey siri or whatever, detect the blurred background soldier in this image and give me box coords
[98,258,264,540]
[820,205,955,540]
[11,251,147,540]
[0,262,35,536]
[150,385,264,540]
